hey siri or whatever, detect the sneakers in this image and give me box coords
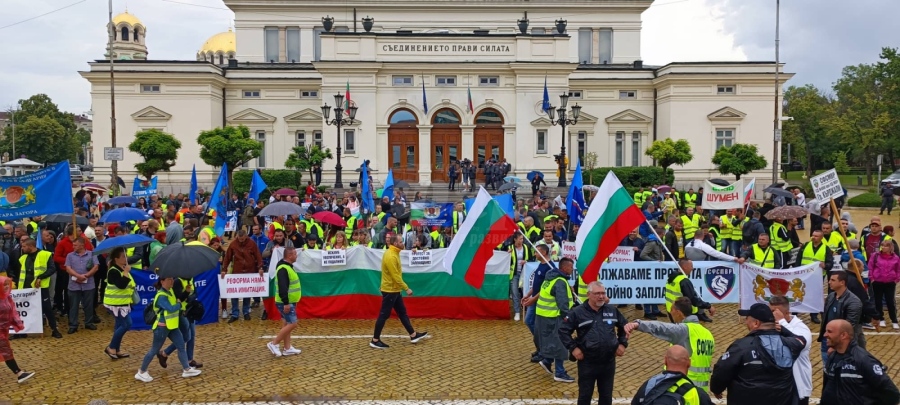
[863,323,876,330]
[181,367,201,378]
[134,371,153,382]
[244,314,251,321]
[267,341,282,357]
[554,373,575,383]
[369,339,390,349]
[410,332,430,343]
[16,371,34,384]
[221,309,228,319]
[514,313,521,321]
[880,320,887,328]
[282,346,302,356]
[893,323,899,330]
[538,360,553,375]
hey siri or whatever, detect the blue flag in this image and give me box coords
[131,177,158,198]
[0,161,74,220]
[566,160,586,225]
[360,164,376,215]
[542,76,551,113]
[209,164,229,236]
[465,193,515,219]
[35,225,43,250]
[249,170,267,203]
[189,164,198,205]
[422,79,429,114]
[383,169,395,203]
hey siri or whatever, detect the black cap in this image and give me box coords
[737,303,775,323]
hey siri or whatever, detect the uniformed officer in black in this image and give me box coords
[821,319,899,405]
[558,280,629,405]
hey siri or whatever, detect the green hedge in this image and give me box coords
[847,192,893,208]
[233,170,303,199]
[585,167,675,188]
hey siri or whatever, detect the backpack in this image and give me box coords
[185,296,205,322]
[143,300,161,326]
[742,220,759,246]
[642,379,696,405]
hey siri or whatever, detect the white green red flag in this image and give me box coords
[444,187,517,289]
[345,80,351,109]
[575,171,646,284]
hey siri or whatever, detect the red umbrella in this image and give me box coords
[312,211,346,227]
[273,188,298,197]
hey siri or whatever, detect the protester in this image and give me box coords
[507,233,532,322]
[0,276,34,383]
[631,346,713,405]
[741,234,782,269]
[665,259,715,323]
[135,276,201,382]
[222,230,264,323]
[17,238,61,339]
[818,271,864,363]
[867,239,900,329]
[158,277,202,369]
[821,319,900,405]
[64,238,98,334]
[103,247,135,358]
[533,257,576,383]
[370,235,429,349]
[267,247,302,357]
[769,295,812,405]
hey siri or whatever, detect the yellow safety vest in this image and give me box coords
[17,250,52,289]
[344,217,357,239]
[508,245,532,280]
[642,191,652,203]
[718,216,733,240]
[524,226,541,241]
[731,218,748,241]
[684,193,697,209]
[681,214,700,239]
[634,191,644,205]
[303,220,323,239]
[822,232,844,252]
[103,265,135,306]
[152,288,179,330]
[686,322,714,391]
[453,211,465,231]
[769,223,792,252]
[663,376,706,405]
[800,242,827,266]
[430,231,445,248]
[751,244,776,269]
[178,278,193,310]
[274,263,301,304]
[535,276,572,318]
[709,227,722,251]
[664,273,697,314]
[577,276,588,303]
[126,247,143,270]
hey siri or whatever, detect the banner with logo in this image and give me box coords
[225,210,238,232]
[596,260,739,305]
[130,267,219,330]
[131,176,159,198]
[0,161,74,220]
[410,202,453,227]
[739,262,823,313]
[702,179,745,210]
[218,274,269,298]
[8,288,42,334]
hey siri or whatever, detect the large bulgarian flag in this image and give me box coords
[444,187,518,289]
[576,171,646,284]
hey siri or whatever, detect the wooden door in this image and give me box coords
[473,127,504,179]
[431,128,461,182]
[388,128,419,182]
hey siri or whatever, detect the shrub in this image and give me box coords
[233,170,302,197]
[847,192,892,208]
[585,167,675,188]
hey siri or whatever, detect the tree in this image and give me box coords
[644,138,693,182]
[875,47,900,171]
[584,151,598,184]
[782,85,837,179]
[711,143,768,180]
[128,129,182,181]
[284,145,333,181]
[1,94,82,163]
[196,125,262,187]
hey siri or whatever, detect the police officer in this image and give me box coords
[665,259,715,323]
[625,297,714,391]
[558,281,628,405]
[631,346,714,405]
[821,319,899,405]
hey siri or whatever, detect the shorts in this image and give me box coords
[275,303,298,324]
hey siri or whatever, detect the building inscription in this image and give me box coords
[381,44,512,54]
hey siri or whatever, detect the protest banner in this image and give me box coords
[608,246,635,262]
[739,262,824,313]
[0,161,74,220]
[810,169,844,202]
[130,267,219,330]
[218,274,269,298]
[131,176,158,198]
[702,179,745,210]
[410,202,453,227]
[410,249,433,267]
[785,247,801,267]
[321,249,347,266]
[9,288,42,334]
[225,210,238,232]
[561,242,577,261]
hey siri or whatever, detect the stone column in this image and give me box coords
[417,124,433,186]
[460,125,475,162]
[278,27,287,62]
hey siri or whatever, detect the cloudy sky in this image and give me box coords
[1,0,897,114]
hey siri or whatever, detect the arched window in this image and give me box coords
[121,27,129,41]
[134,28,140,42]
[475,109,503,125]
[218,54,224,64]
[389,109,418,125]
[432,109,460,125]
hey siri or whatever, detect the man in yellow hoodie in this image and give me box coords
[370,234,430,349]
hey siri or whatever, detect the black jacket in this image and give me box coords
[819,290,862,342]
[666,271,711,311]
[665,230,687,260]
[558,302,628,361]
[822,343,900,405]
[709,328,806,405]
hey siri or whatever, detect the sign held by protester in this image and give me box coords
[225,210,238,232]
[810,169,844,202]
[9,288,42,334]
[217,274,269,298]
[321,249,347,266]
[409,249,433,267]
[561,242,577,261]
[608,246,635,262]
[739,262,823,313]
[701,179,745,210]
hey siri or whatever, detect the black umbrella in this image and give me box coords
[767,182,786,189]
[498,182,522,192]
[151,241,221,279]
[258,201,306,217]
[785,185,804,191]
[708,178,730,186]
[42,214,90,226]
[394,180,411,189]
[764,187,794,199]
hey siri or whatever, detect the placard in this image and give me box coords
[739,262,824,313]
[608,246,636,262]
[702,179,745,210]
[225,210,238,231]
[218,274,269,298]
[561,241,577,261]
[410,249,433,267]
[321,249,347,266]
[785,247,800,267]
[9,288,42,334]
[810,169,844,201]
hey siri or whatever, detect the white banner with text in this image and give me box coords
[217,274,269,299]
[9,288,42,334]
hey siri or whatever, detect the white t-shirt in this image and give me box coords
[795,192,806,206]
[779,316,812,398]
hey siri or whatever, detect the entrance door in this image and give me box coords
[430,109,462,182]
[388,109,420,182]
[473,109,505,180]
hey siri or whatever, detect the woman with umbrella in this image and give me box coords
[530,172,546,197]
[103,247,137,360]
[134,275,201,382]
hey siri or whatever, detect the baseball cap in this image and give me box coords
[737,303,775,323]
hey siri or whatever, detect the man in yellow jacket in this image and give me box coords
[370,234,430,349]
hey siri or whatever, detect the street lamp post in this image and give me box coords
[321,93,358,189]
[5,111,15,158]
[545,93,581,187]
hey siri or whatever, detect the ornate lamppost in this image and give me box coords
[545,93,581,187]
[321,93,358,189]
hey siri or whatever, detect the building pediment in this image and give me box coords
[574,111,599,124]
[605,109,652,124]
[531,117,553,127]
[707,106,746,121]
[227,108,276,123]
[284,109,324,122]
[131,106,172,121]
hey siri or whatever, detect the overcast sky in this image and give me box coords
[1,0,896,114]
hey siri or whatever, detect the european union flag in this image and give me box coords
[566,160,586,225]
[189,164,198,205]
[542,76,551,113]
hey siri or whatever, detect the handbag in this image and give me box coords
[132,291,141,305]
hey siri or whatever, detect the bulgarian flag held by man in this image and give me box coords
[576,171,646,284]
[444,187,517,289]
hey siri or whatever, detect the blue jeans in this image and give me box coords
[643,304,662,316]
[231,297,251,317]
[141,326,189,372]
[525,305,536,334]
[510,274,522,314]
[554,358,566,377]
[729,240,743,257]
[108,309,132,351]
[163,316,195,361]
[820,341,828,366]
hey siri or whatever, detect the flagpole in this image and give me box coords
[645,219,679,262]
[516,228,557,321]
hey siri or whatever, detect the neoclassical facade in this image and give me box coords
[81,1,793,188]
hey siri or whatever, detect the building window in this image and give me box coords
[715,129,735,149]
[436,76,456,86]
[568,90,583,99]
[140,84,160,93]
[619,90,636,100]
[631,131,641,166]
[392,75,413,86]
[615,131,624,167]
[300,90,318,98]
[313,130,323,147]
[218,54,224,64]
[536,130,548,154]
[344,129,355,153]
[264,27,279,62]
[134,29,140,42]
[578,28,592,64]
[256,131,266,167]
[295,131,306,148]
[121,27,129,41]
[479,76,499,86]
[598,28,613,64]
[532,27,546,35]
[243,90,261,98]
[286,28,300,63]
[717,85,735,94]
[577,131,586,165]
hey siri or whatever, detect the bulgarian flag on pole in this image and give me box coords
[744,177,756,206]
[345,80,351,109]
[576,171,646,284]
[444,186,518,289]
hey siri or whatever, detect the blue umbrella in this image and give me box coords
[527,171,545,182]
[503,176,521,183]
[93,234,154,256]
[108,195,138,206]
[100,207,150,223]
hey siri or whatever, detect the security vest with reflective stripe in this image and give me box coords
[103,265,135,306]
[535,276,572,318]
[664,377,704,405]
[344,216,357,239]
[633,191,644,205]
[523,226,541,242]
[731,218,749,241]
[769,222,792,252]
[126,247,143,270]
[17,250,52,289]
[681,214,700,239]
[823,232,844,253]
[152,288,180,330]
[274,263,301,304]
[751,244,776,268]
[178,278,193,310]
[686,322,714,391]
[508,245,532,279]
[577,276,588,303]
[684,193,698,209]
[709,227,722,251]
[430,231,445,248]
[665,273,697,314]
[453,211,465,231]
[718,216,733,240]
[304,220,324,239]
[800,242,827,266]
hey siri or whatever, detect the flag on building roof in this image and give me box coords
[542,76,551,113]
[345,80,351,109]
[422,77,429,114]
[575,171,646,284]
